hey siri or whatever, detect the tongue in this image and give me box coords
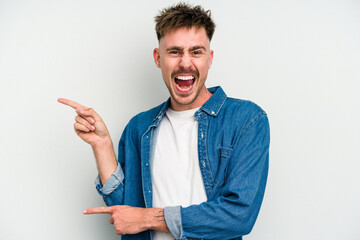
[175,79,194,87]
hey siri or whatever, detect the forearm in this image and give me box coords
[164,171,267,240]
[94,132,128,205]
[92,138,118,185]
[181,171,267,239]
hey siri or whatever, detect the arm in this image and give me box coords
[96,128,128,206]
[165,113,270,239]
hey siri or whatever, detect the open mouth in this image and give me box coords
[174,75,195,92]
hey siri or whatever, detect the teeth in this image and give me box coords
[176,75,194,80]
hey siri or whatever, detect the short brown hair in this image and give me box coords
[155,3,215,41]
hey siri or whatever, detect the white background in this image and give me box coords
[0,0,359,239]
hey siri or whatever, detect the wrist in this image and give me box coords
[91,137,113,150]
[144,208,170,233]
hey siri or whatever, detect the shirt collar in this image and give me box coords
[153,99,170,124]
[200,86,227,117]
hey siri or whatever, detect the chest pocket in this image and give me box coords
[214,147,233,188]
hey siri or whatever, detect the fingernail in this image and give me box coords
[83,210,87,214]
[91,126,95,130]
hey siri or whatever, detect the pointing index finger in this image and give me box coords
[57,98,86,110]
[83,206,113,215]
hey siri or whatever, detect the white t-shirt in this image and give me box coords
[151,107,207,240]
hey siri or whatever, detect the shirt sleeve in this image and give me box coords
[95,163,124,195]
[165,112,270,240]
[164,206,183,239]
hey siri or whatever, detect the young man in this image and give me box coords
[58,3,269,240]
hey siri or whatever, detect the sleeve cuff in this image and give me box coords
[95,164,124,195]
[164,206,183,239]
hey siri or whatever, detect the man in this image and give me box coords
[58,3,269,240]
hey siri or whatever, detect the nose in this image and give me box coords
[179,53,193,70]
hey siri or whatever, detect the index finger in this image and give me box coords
[57,98,86,109]
[83,206,113,215]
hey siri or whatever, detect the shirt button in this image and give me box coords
[202,161,206,167]
[146,136,149,139]
[211,111,215,114]
[145,163,149,166]
[201,132,204,138]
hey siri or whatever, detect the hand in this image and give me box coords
[83,205,170,235]
[57,98,110,146]
[58,98,117,184]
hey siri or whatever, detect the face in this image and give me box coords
[153,27,214,111]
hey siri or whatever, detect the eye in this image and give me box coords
[169,50,179,55]
[192,50,203,56]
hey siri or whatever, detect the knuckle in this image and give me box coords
[86,117,94,124]
[115,229,122,235]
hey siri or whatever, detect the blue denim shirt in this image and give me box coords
[95,86,270,240]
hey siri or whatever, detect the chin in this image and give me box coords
[172,91,198,107]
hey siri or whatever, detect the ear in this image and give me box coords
[209,50,214,69]
[153,48,161,68]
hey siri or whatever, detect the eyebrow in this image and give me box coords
[189,45,206,52]
[166,45,207,52]
[166,46,183,52]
